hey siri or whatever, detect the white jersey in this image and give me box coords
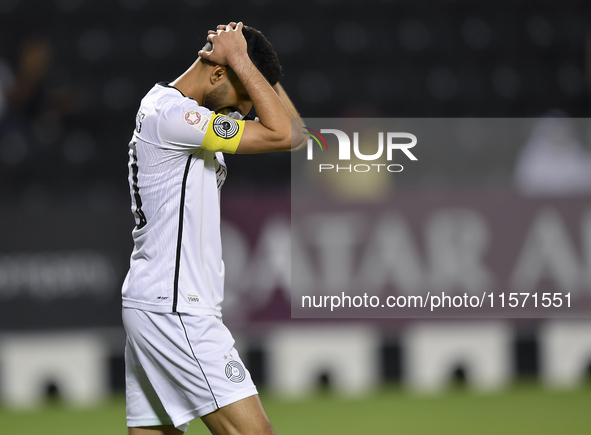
[122,82,246,316]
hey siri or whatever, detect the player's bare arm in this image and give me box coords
[199,22,305,153]
[208,24,303,129]
[273,82,308,152]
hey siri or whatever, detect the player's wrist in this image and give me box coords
[226,50,249,69]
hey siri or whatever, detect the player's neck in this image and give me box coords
[169,60,209,105]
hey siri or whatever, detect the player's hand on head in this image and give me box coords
[207,23,237,35]
[199,22,246,66]
[209,22,237,33]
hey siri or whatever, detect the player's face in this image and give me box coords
[203,79,252,117]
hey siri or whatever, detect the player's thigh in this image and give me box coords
[200,394,275,435]
[128,425,183,435]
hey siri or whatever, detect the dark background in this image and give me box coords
[1,0,590,204]
[1,0,590,395]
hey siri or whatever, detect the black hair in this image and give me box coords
[202,25,281,85]
[241,25,281,85]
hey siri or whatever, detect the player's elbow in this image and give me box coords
[268,117,305,151]
[267,124,305,153]
[266,126,294,151]
[273,125,304,152]
[290,127,306,151]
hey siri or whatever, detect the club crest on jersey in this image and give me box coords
[213,115,239,139]
[184,110,209,133]
[225,360,246,383]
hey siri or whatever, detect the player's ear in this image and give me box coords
[210,65,227,85]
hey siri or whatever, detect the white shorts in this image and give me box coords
[123,308,258,432]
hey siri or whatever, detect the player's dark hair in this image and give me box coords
[201,25,281,85]
[242,25,281,85]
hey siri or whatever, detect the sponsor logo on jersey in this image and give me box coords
[225,360,246,383]
[184,111,210,133]
[213,115,239,139]
[188,294,200,303]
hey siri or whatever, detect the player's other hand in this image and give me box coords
[199,22,247,66]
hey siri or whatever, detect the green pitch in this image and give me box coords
[1,383,589,434]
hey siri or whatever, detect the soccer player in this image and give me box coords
[122,22,303,435]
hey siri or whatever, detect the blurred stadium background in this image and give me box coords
[2,0,591,433]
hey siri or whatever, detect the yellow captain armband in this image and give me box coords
[201,114,245,154]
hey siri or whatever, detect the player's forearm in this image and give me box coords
[273,83,299,118]
[229,53,292,147]
[272,83,307,151]
[274,82,306,127]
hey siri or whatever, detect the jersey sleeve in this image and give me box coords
[157,99,245,154]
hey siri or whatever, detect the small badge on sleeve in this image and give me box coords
[213,116,239,139]
[225,360,246,383]
[184,111,210,133]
